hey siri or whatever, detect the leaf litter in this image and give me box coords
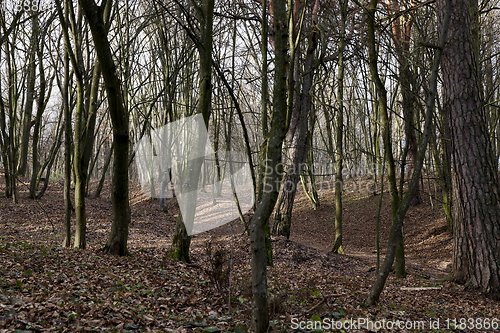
[0,176,499,332]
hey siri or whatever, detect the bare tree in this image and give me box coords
[167,0,215,262]
[79,0,131,255]
[250,0,290,329]
[366,0,451,305]
[272,0,320,240]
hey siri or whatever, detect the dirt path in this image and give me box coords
[284,182,453,280]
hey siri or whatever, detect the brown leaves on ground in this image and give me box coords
[0,176,499,332]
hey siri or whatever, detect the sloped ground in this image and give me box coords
[0,174,499,332]
[289,178,452,279]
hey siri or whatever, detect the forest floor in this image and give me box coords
[1,173,499,332]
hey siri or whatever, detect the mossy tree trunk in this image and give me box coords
[79,0,131,256]
[62,49,72,248]
[250,0,290,330]
[366,0,451,305]
[273,24,318,239]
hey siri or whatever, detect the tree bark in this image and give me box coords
[62,44,72,248]
[250,0,290,330]
[168,0,214,262]
[438,0,500,300]
[332,0,347,254]
[79,0,131,256]
[18,15,38,177]
[272,24,318,239]
[366,0,451,304]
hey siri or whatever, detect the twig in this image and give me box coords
[400,287,442,291]
[183,324,208,329]
[304,294,343,314]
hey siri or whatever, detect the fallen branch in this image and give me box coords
[304,293,343,314]
[400,287,442,291]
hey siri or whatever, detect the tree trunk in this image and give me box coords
[438,0,500,300]
[168,0,214,262]
[0,13,22,199]
[439,101,453,231]
[73,80,87,249]
[272,25,318,239]
[258,0,269,206]
[0,81,11,198]
[18,15,38,177]
[168,215,192,262]
[332,0,347,254]
[366,0,451,304]
[63,50,72,248]
[6,41,18,204]
[250,0,290,330]
[79,0,131,256]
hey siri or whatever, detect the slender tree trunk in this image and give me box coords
[366,0,451,304]
[73,79,88,249]
[257,0,269,206]
[439,100,453,231]
[301,126,320,208]
[63,50,72,248]
[80,0,131,255]
[332,0,347,254]
[0,81,11,198]
[6,41,18,204]
[272,24,318,239]
[0,14,21,199]
[94,141,113,198]
[83,62,101,183]
[55,0,88,249]
[168,0,215,262]
[438,0,500,300]
[18,15,38,177]
[250,0,289,330]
